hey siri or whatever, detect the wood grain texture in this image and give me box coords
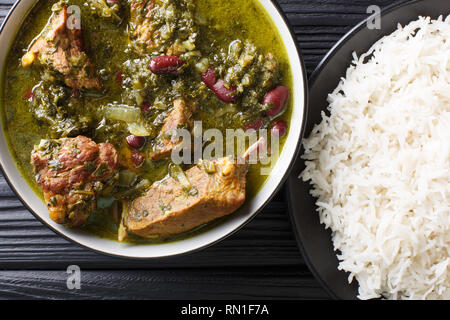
[0,0,407,299]
[0,268,328,300]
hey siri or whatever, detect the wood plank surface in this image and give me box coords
[0,0,406,299]
[0,268,329,300]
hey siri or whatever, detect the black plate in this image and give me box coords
[287,0,450,300]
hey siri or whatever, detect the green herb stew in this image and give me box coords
[2,0,292,243]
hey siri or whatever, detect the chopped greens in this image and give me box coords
[3,0,292,243]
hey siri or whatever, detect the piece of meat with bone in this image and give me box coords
[21,6,102,91]
[124,157,247,238]
[150,98,195,160]
[31,136,118,227]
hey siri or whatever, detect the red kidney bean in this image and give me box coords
[126,135,146,149]
[270,120,288,137]
[149,56,185,75]
[201,68,216,89]
[116,71,123,84]
[201,68,236,103]
[140,101,151,114]
[264,86,290,117]
[245,119,264,131]
[212,80,237,103]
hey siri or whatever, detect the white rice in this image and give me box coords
[300,16,450,300]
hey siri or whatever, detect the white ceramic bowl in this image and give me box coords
[0,0,307,258]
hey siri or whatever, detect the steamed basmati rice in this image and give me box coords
[300,16,450,300]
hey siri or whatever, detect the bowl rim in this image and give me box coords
[0,0,309,260]
[287,0,432,300]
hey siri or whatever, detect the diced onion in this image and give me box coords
[127,122,151,136]
[104,104,141,123]
[168,163,191,191]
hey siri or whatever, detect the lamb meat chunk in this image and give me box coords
[150,98,195,160]
[31,136,118,227]
[125,157,247,238]
[22,6,102,91]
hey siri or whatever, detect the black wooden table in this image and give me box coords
[0,0,405,300]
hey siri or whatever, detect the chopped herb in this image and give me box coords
[92,163,109,178]
[134,212,142,222]
[159,201,172,215]
[47,159,62,171]
[49,196,58,206]
[67,200,85,212]
[82,91,106,98]
[72,190,95,196]
[186,187,198,197]
[84,161,96,172]
[71,143,81,154]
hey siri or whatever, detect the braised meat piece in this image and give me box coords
[31,136,118,227]
[150,98,195,160]
[21,6,102,91]
[125,157,247,238]
[129,0,197,55]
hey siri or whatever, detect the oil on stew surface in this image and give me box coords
[2,0,293,243]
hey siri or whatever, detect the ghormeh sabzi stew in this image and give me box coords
[2,0,292,243]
